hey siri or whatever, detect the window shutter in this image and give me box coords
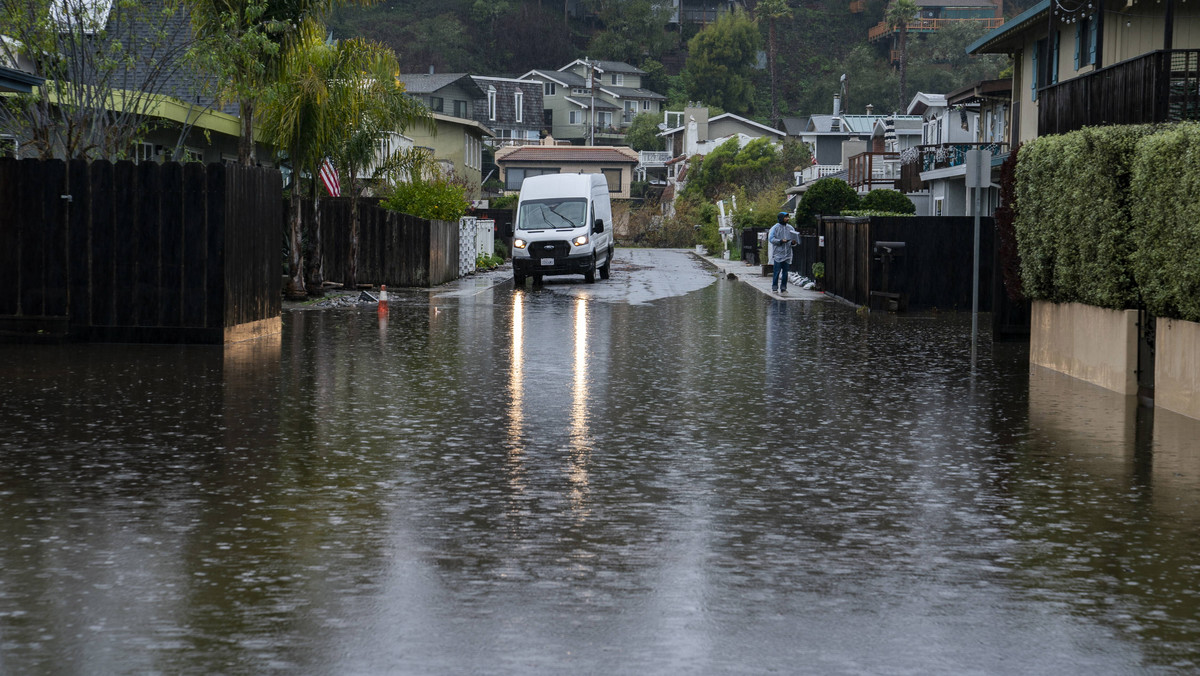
[1074,22,1081,69]
[1032,46,1039,101]
[1089,18,1098,64]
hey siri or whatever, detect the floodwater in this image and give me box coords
[2,249,1199,675]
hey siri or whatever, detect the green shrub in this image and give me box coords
[1014,125,1153,309]
[381,177,471,221]
[1130,121,1200,322]
[860,189,915,214]
[840,210,914,218]
[491,193,519,209]
[796,177,859,227]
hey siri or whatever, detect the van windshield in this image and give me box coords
[516,198,587,230]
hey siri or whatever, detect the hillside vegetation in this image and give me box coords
[331,0,1020,121]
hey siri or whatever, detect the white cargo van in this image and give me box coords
[511,173,615,285]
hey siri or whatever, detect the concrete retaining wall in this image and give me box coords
[1030,300,1138,395]
[1155,317,1200,420]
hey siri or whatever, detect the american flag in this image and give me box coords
[319,156,341,197]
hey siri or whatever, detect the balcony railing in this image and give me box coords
[799,163,842,184]
[902,142,1009,173]
[1038,49,1200,136]
[847,152,900,190]
[638,150,672,167]
[868,17,1004,42]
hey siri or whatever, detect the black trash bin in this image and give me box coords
[741,227,767,265]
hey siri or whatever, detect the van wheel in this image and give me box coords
[584,254,596,283]
[533,274,543,285]
[513,269,526,286]
[599,248,612,280]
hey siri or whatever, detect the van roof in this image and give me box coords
[519,173,604,199]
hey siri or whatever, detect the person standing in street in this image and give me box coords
[768,211,798,295]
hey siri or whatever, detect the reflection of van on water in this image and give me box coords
[511,173,614,286]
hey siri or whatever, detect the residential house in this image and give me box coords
[656,105,786,200]
[404,112,495,197]
[398,72,482,121]
[666,0,747,24]
[896,90,1008,216]
[1,0,273,164]
[789,96,922,187]
[519,60,666,145]
[869,0,1004,62]
[966,0,1200,142]
[470,76,544,148]
[495,142,640,199]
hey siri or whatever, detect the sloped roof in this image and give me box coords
[0,65,44,93]
[496,145,639,164]
[397,73,483,97]
[805,114,888,134]
[658,112,785,138]
[564,96,620,110]
[967,0,1050,54]
[561,59,646,75]
[598,85,667,100]
[781,117,809,135]
[522,69,587,88]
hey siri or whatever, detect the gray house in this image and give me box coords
[398,73,483,120]
[470,76,544,147]
[519,60,665,145]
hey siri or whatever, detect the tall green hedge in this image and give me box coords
[1015,122,1200,321]
[1130,122,1200,322]
[1014,125,1152,310]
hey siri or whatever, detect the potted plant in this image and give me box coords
[812,262,825,291]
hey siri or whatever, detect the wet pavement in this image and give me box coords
[2,248,1199,674]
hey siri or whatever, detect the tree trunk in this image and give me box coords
[239,99,257,166]
[305,172,325,295]
[286,193,306,300]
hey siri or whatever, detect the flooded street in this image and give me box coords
[2,249,1199,674]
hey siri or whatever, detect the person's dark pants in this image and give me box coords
[772,260,790,291]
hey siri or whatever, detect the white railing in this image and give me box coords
[799,164,841,184]
[638,150,672,167]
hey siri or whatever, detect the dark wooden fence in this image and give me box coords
[1038,49,1200,136]
[0,158,280,343]
[809,215,995,313]
[307,197,459,288]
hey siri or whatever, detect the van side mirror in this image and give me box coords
[593,218,605,234]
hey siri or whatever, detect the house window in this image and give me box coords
[430,96,444,112]
[601,168,622,193]
[505,167,559,191]
[515,90,523,123]
[544,109,553,126]
[454,100,468,118]
[1075,15,1098,69]
[610,73,623,86]
[596,111,612,128]
[1032,31,1060,100]
[487,86,497,121]
[544,82,556,97]
[641,100,651,111]
[569,110,583,125]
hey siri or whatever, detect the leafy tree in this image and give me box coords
[679,8,761,115]
[683,136,792,200]
[796,177,859,226]
[624,112,664,152]
[585,0,675,62]
[884,0,919,111]
[860,188,915,213]
[0,0,196,160]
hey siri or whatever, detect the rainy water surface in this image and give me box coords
[2,250,1199,675]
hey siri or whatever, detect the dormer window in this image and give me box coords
[487,86,497,121]
[515,90,523,123]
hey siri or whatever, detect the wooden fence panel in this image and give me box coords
[136,161,161,327]
[67,159,90,325]
[90,161,116,328]
[18,159,47,317]
[0,160,19,317]
[113,161,139,328]
[160,162,184,328]
[181,163,207,329]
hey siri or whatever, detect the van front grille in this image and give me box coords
[532,240,570,258]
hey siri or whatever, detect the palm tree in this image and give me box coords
[885,0,919,111]
[329,45,432,288]
[756,0,792,129]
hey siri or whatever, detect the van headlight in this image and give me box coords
[572,235,589,247]
[513,238,527,249]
